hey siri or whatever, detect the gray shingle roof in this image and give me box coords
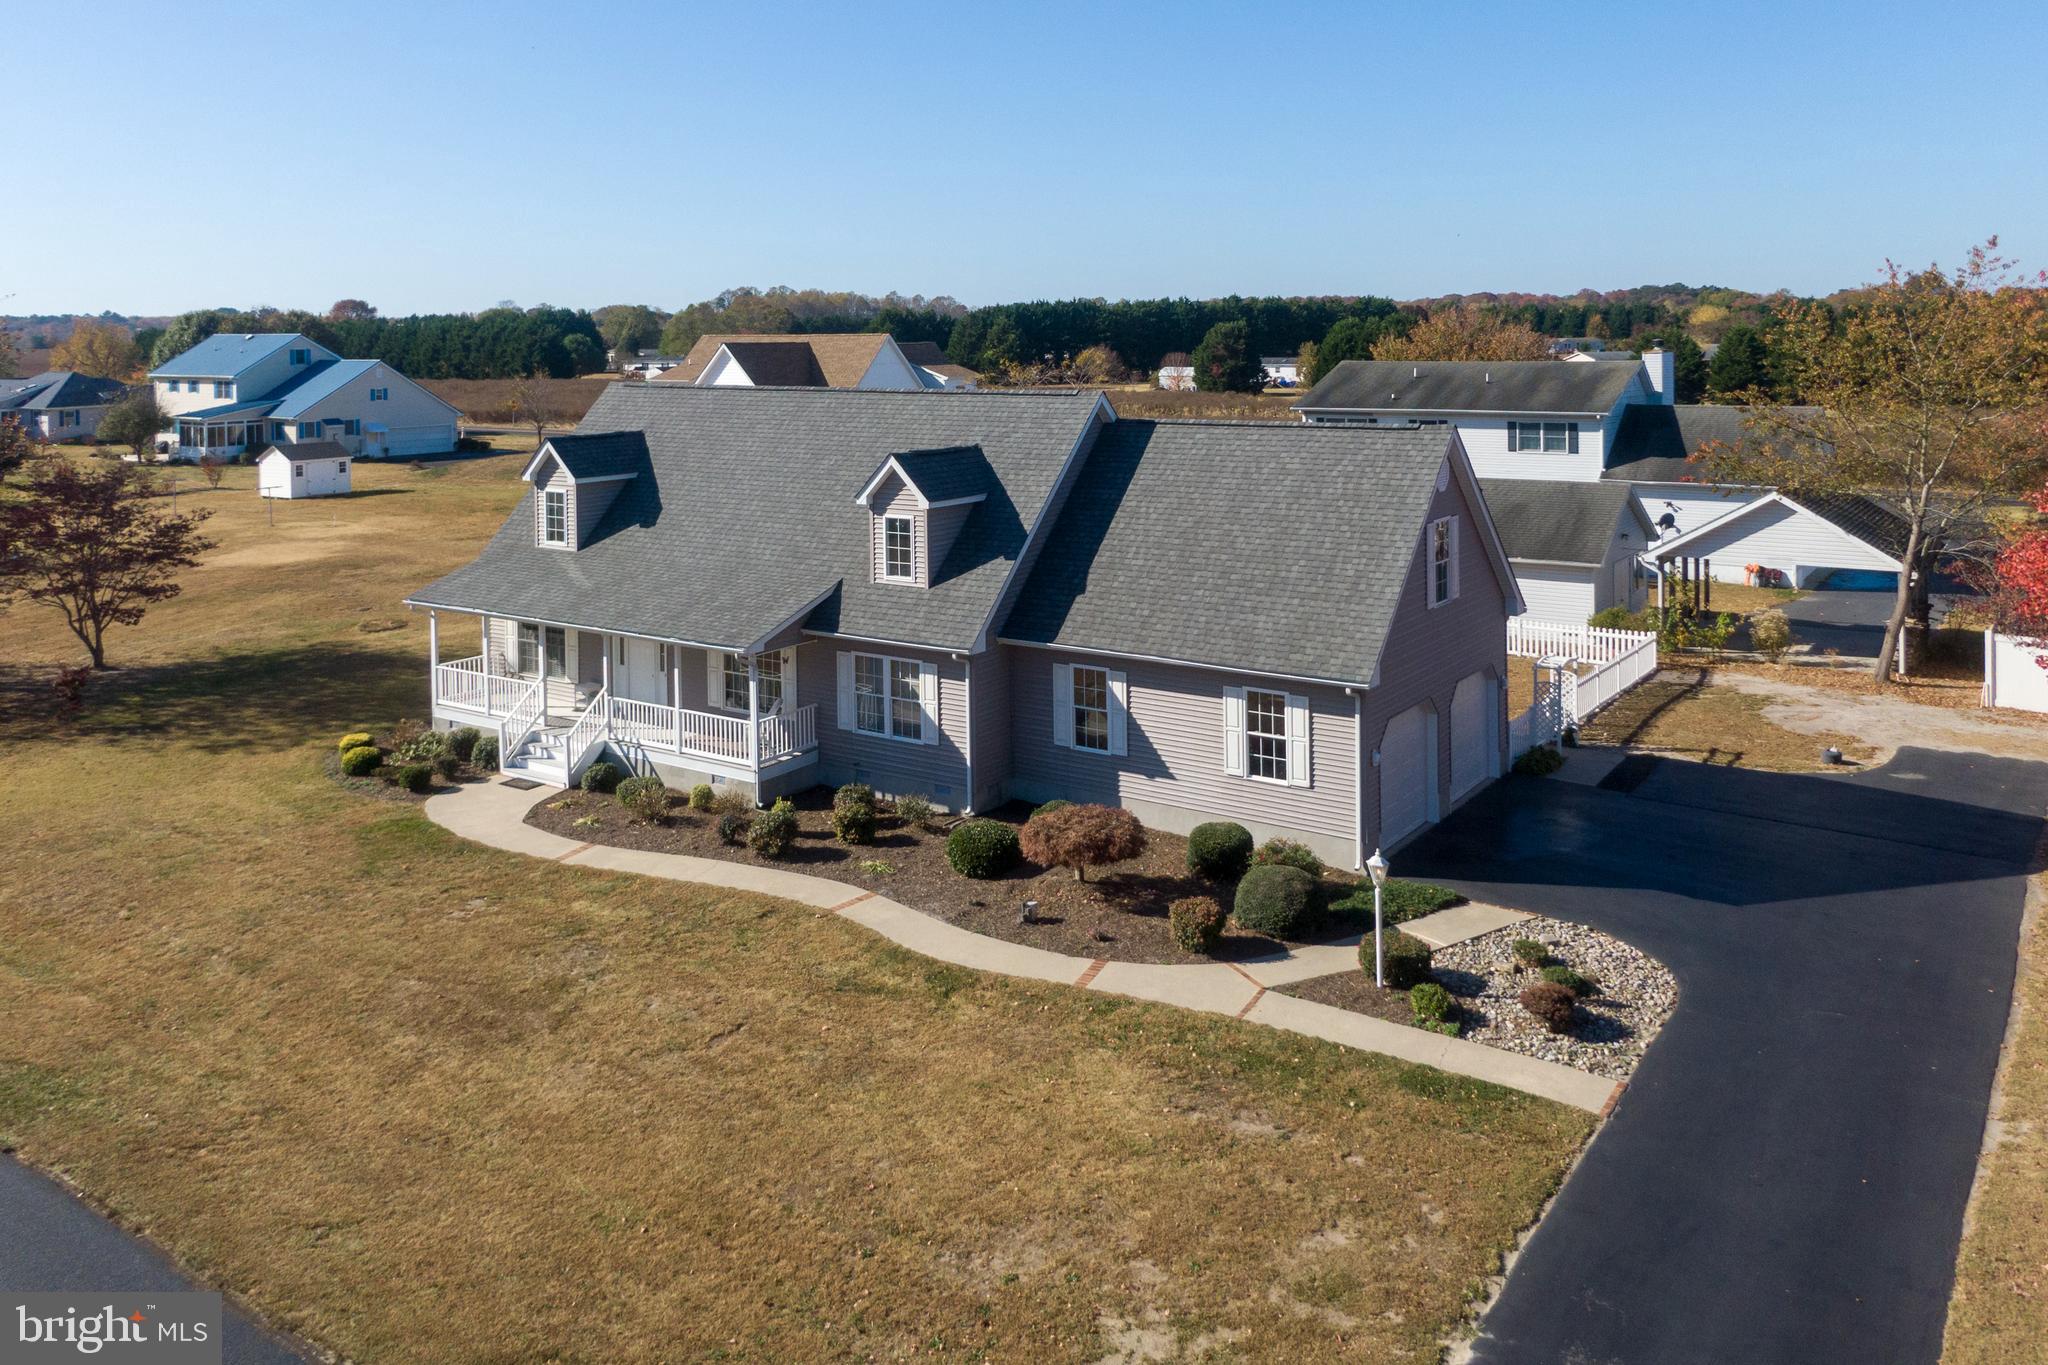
[543,431,648,480]
[409,386,1106,651]
[263,440,352,462]
[0,371,128,411]
[1787,492,1911,560]
[1602,404,1825,482]
[1478,478,1641,566]
[883,447,993,504]
[1003,419,1459,685]
[1294,359,1642,416]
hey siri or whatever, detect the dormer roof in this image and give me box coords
[855,446,992,508]
[521,431,648,483]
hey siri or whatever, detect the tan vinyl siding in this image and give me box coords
[800,640,970,809]
[534,457,576,548]
[868,474,926,585]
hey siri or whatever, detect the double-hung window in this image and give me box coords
[1429,516,1458,607]
[853,654,887,734]
[542,488,568,545]
[1071,666,1110,752]
[516,623,540,675]
[882,516,914,581]
[719,652,782,712]
[213,381,232,398]
[1052,662,1127,756]
[888,659,922,741]
[844,651,928,742]
[1223,685,1310,788]
[1245,688,1289,781]
[1507,420,1579,454]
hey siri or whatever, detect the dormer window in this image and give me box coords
[289,348,310,366]
[883,516,914,581]
[542,488,568,545]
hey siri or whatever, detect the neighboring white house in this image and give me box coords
[619,350,684,379]
[895,340,981,390]
[652,332,946,391]
[150,332,459,462]
[0,371,128,441]
[1480,478,1653,622]
[1260,355,1301,387]
[1157,352,1194,390]
[257,441,353,498]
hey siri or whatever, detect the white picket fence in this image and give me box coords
[1505,617,1659,755]
[1506,619,1656,668]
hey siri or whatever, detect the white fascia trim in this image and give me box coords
[1510,556,1603,570]
[854,454,917,506]
[518,441,559,482]
[1647,492,1799,558]
[925,494,987,509]
[800,626,958,656]
[997,637,1369,692]
[400,598,740,653]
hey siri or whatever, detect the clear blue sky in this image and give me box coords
[21,0,2048,316]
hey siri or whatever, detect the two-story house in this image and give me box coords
[1295,354,1906,605]
[150,332,459,462]
[408,385,1522,863]
[0,371,129,441]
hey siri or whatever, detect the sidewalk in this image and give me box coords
[424,780,1619,1114]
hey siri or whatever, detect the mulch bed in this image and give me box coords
[1272,972,1419,1029]
[526,787,1370,964]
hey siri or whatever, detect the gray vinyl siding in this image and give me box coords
[1360,470,1512,847]
[801,639,971,809]
[1003,644,1360,858]
[868,474,926,585]
[1512,565,1598,624]
[967,648,1011,810]
[926,501,974,582]
[534,457,575,548]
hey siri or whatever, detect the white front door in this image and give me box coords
[613,637,668,704]
[1380,702,1434,846]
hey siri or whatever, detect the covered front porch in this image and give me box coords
[423,608,819,795]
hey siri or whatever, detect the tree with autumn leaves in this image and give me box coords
[1702,240,2048,683]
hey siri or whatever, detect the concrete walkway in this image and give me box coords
[423,780,1618,1114]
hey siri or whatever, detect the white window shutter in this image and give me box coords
[781,648,797,709]
[1108,671,1129,757]
[1286,694,1311,788]
[836,652,855,730]
[918,660,940,744]
[1051,663,1074,749]
[1450,516,1461,600]
[707,651,726,710]
[1222,687,1246,776]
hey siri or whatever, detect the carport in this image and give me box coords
[1651,490,1905,592]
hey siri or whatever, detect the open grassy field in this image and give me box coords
[420,375,615,424]
[0,449,1592,1361]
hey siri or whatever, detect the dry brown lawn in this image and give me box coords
[421,374,614,424]
[1104,386,1303,421]
[0,453,1591,1361]
[1576,669,1877,770]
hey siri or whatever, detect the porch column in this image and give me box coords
[600,636,612,697]
[672,649,683,753]
[428,610,439,678]
[746,654,762,802]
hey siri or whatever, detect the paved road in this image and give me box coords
[0,1156,311,1364]
[1397,746,2045,1365]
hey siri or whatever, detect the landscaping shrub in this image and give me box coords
[1379,929,1434,990]
[1252,838,1323,877]
[688,783,715,811]
[834,783,876,813]
[1020,804,1146,882]
[472,735,499,769]
[747,803,798,858]
[1520,980,1578,1033]
[1233,864,1316,937]
[337,731,373,754]
[711,788,754,818]
[1750,607,1794,662]
[1512,937,1549,968]
[1186,821,1254,881]
[1030,799,1074,821]
[339,744,382,777]
[392,763,433,794]
[717,811,752,846]
[1513,745,1564,776]
[893,792,935,831]
[388,718,427,750]
[446,726,481,761]
[832,801,878,845]
[393,729,445,763]
[1410,981,1453,1025]
[1169,895,1227,955]
[580,761,622,794]
[618,775,669,823]
[1589,606,1652,631]
[432,753,462,780]
[1541,964,1597,997]
[947,820,1021,879]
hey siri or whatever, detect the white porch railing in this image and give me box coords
[499,678,546,773]
[434,655,532,715]
[759,704,817,761]
[1506,618,1655,666]
[609,695,675,750]
[607,698,818,766]
[562,687,610,786]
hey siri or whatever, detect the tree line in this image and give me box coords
[144,304,607,380]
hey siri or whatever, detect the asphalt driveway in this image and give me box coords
[1397,746,2045,1365]
[1781,587,1895,659]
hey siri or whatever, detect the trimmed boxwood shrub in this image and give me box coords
[832,801,878,845]
[1520,980,1578,1033]
[393,763,433,794]
[1186,821,1254,880]
[947,819,1021,879]
[472,735,499,769]
[581,761,622,794]
[1377,928,1433,990]
[339,744,382,777]
[446,726,481,761]
[1514,745,1564,777]
[1252,838,1323,877]
[1541,965,1597,997]
[1169,895,1227,955]
[1233,864,1316,937]
[1410,981,1452,1025]
[618,775,669,823]
[717,810,752,845]
[432,753,462,780]
[337,731,373,754]
[1031,799,1073,820]
[688,783,715,811]
[1512,937,1549,968]
[747,803,798,858]
[834,783,876,813]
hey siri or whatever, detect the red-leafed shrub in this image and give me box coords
[1519,980,1578,1034]
[1019,804,1146,883]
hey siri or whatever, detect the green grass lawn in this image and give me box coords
[0,450,1592,1361]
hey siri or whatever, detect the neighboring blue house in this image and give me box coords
[150,332,459,462]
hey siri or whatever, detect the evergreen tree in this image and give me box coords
[1190,321,1260,392]
[1707,325,1773,399]
[1668,334,1709,403]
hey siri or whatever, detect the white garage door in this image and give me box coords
[1450,673,1491,799]
[387,423,457,456]
[1380,702,1433,847]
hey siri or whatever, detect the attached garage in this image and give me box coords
[1379,701,1436,848]
[1449,672,1494,799]
[381,423,460,457]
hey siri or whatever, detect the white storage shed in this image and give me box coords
[257,441,353,499]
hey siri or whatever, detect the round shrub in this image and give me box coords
[893,792,935,831]
[1365,928,1434,989]
[1031,799,1074,820]
[1520,980,1578,1034]
[834,783,876,813]
[1169,895,1227,955]
[432,753,462,780]
[833,801,878,845]
[947,819,1021,879]
[1511,937,1549,969]
[581,761,622,794]
[1410,981,1453,1025]
[392,762,433,794]
[446,726,481,761]
[688,783,715,811]
[393,729,444,763]
[339,744,382,777]
[1233,864,1317,938]
[618,775,670,824]
[747,804,798,858]
[1540,964,1597,997]
[1252,838,1323,877]
[337,731,374,754]
[1513,745,1564,777]
[1186,821,1254,881]
[472,735,499,769]
[717,810,752,846]
[1020,804,1145,883]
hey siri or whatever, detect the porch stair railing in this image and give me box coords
[561,687,611,787]
[499,678,546,775]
